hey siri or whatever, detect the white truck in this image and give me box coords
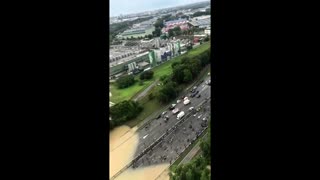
[177,111,185,120]
[183,99,190,105]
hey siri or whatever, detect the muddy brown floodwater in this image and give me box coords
[109,125,170,180]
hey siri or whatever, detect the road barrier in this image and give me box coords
[110,98,211,180]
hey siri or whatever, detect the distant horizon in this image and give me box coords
[110,0,210,17]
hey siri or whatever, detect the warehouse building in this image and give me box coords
[189,15,211,29]
[109,40,182,79]
[117,26,155,39]
[162,18,190,33]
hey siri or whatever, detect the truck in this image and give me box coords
[184,99,190,105]
[177,111,185,120]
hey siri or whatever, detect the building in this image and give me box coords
[162,18,190,33]
[204,27,211,35]
[117,25,155,39]
[117,18,157,39]
[189,15,211,29]
[109,40,182,79]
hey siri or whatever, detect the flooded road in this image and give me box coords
[110,125,171,180]
[110,125,139,178]
[115,164,169,180]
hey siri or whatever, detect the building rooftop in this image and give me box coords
[164,18,188,26]
[110,51,149,67]
[189,16,211,27]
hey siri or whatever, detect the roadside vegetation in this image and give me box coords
[109,100,143,130]
[156,47,210,104]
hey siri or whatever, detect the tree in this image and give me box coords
[186,168,194,180]
[157,81,178,103]
[171,61,180,69]
[160,75,168,82]
[148,34,153,39]
[109,100,143,128]
[140,70,154,80]
[181,57,190,64]
[168,29,174,37]
[172,64,187,84]
[148,93,154,100]
[173,26,182,36]
[183,69,193,83]
[116,75,135,89]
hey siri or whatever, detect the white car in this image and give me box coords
[189,107,194,111]
[172,108,180,114]
[177,100,181,103]
[198,114,202,119]
[193,113,197,117]
[184,97,188,101]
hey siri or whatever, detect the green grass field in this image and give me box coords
[110,42,210,104]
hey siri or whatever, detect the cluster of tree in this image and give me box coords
[172,54,209,84]
[109,100,143,130]
[155,49,210,103]
[139,70,154,80]
[116,75,135,89]
[144,34,153,39]
[170,156,210,180]
[168,26,182,37]
[156,80,180,104]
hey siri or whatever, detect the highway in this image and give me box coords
[111,76,211,179]
[133,76,211,157]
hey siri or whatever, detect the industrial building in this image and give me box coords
[162,18,190,33]
[116,18,157,39]
[117,26,155,39]
[109,40,182,79]
[189,15,211,29]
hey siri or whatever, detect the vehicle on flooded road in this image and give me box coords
[172,108,180,114]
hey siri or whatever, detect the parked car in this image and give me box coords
[177,100,181,103]
[189,107,194,111]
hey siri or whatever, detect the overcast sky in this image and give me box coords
[110,0,209,17]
